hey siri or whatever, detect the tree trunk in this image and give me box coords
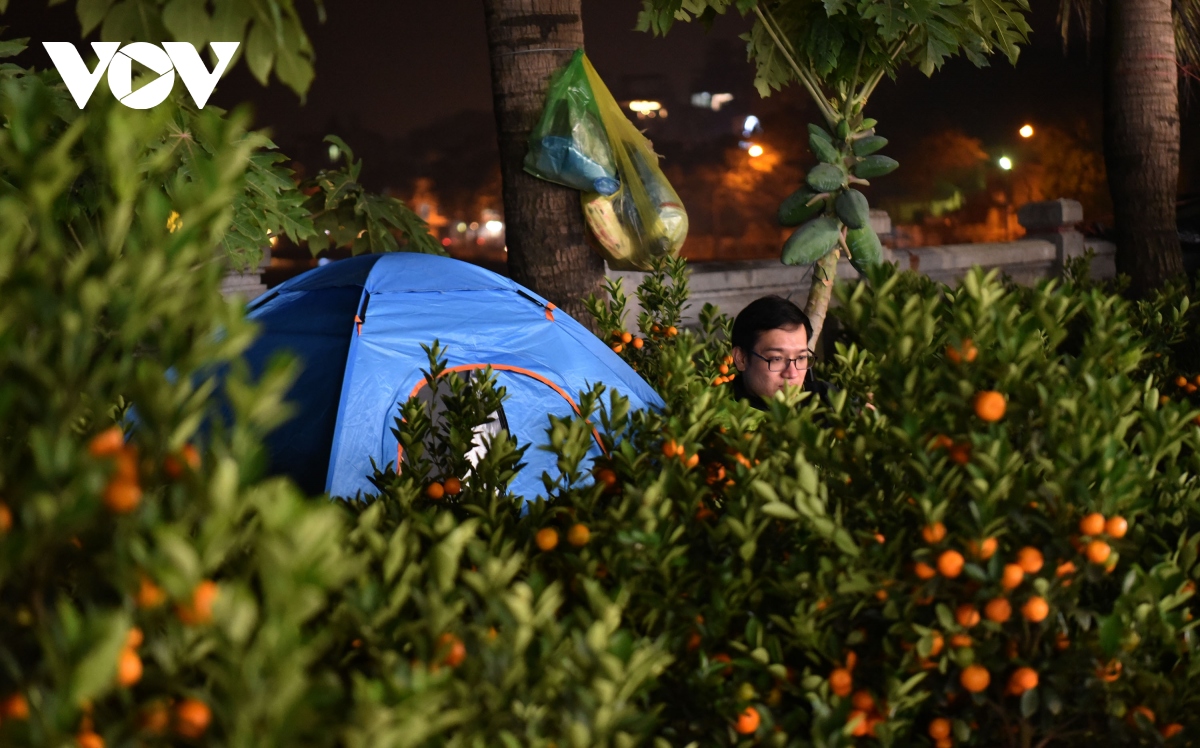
[804,247,839,349]
[1105,0,1184,296]
[482,0,604,328]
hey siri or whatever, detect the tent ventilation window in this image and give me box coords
[406,370,509,474]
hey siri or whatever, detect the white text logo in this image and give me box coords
[43,41,240,109]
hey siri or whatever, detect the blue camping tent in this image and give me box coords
[242,253,663,499]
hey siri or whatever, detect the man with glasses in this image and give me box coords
[728,295,832,410]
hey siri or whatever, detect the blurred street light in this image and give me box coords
[1019,124,1034,138]
[691,92,734,111]
[998,156,1013,170]
[629,100,665,119]
[747,144,764,158]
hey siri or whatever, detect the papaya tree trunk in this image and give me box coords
[804,248,840,347]
[1105,0,1184,295]
[482,0,604,327]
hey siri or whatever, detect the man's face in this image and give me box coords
[732,325,810,400]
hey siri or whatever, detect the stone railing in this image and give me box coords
[227,200,1114,324]
[218,247,271,301]
[608,200,1115,327]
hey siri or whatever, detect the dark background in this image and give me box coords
[3,0,1198,254]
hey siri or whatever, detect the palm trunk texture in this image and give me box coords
[1106,0,1184,295]
[482,0,604,328]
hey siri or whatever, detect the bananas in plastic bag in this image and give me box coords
[525,50,688,270]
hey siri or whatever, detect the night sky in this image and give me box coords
[2,1,1196,195]
[213,0,1120,161]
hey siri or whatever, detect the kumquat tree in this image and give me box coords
[6,1,1200,748]
[555,259,1200,747]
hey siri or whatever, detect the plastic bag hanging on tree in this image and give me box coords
[581,52,687,269]
[524,50,688,270]
[524,51,620,196]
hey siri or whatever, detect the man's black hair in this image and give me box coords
[731,295,813,353]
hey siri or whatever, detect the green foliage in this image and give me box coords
[798,263,1200,745]
[0,56,362,746]
[0,35,442,271]
[43,0,325,98]
[0,46,666,748]
[639,0,1032,115]
[363,255,1200,745]
[377,259,1200,746]
[302,136,445,258]
[638,0,1033,319]
[6,4,1200,741]
[222,130,443,268]
[584,257,731,392]
[7,86,1200,743]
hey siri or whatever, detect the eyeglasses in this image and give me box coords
[750,350,814,372]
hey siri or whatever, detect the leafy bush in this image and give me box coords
[0,52,359,746]
[0,55,664,748]
[5,29,1200,746]
[0,36,441,271]
[359,257,1200,747]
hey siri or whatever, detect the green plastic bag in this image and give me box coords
[525,50,688,270]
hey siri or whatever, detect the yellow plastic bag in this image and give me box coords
[580,54,687,270]
[582,192,634,264]
[526,51,687,270]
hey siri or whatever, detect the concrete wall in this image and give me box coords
[606,200,1112,328]
[218,247,271,302]
[226,200,1112,327]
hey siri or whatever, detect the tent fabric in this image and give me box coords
[242,253,663,500]
[242,280,366,495]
